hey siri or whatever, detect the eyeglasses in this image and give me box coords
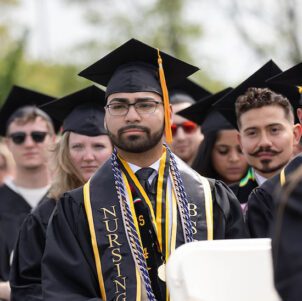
[8,131,49,145]
[105,100,162,116]
[171,121,198,136]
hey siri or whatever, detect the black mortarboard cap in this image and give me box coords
[78,38,199,98]
[178,88,233,125]
[214,60,284,129]
[41,86,107,136]
[169,78,212,102]
[0,85,60,136]
[268,83,301,118]
[201,111,234,135]
[266,62,302,106]
[266,62,302,87]
[79,38,199,144]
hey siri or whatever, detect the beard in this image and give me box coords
[248,146,287,175]
[255,158,289,175]
[107,124,164,153]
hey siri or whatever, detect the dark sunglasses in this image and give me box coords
[9,131,49,145]
[171,121,198,136]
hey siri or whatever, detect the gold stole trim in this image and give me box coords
[198,175,213,240]
[83,180,107,301]
[122,173,142,301]
[165,190,177,301]
[135,268,142,301]
[170,189,178,253]
[156,151,167,251]
[280,168,286,186]
[165,191,170,258]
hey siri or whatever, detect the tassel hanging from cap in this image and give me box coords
[298,86,302,94]
[157,49,173,144]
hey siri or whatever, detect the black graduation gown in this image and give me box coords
[247,155,302,238]
[9,197,56,301]
[271,159,302,301]
[246,179,276,238]
[0,233,7,280]
[0,185,32,281]
[0,215,21,281]
[42,159,248,301]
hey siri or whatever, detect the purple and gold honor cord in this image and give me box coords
[110,146,193,301]
[166,146,194,243]
[111,149,157,301]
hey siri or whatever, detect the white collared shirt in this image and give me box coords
[253,170,268,186]
[128,160,160,184]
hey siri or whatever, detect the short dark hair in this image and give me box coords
[236,87,294,128]
[6,106,55,136]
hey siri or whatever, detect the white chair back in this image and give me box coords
[166,238,281,301]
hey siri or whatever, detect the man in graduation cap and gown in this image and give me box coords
[9,85,112,301]
[0,86,58,300]
[246,63,302,239]
[245,61,302,237]
[169,79,211,167]
[42,38,248,301]
[214,60,301,214]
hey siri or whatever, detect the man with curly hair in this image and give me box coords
[247,63,302,241]
[236,87,300,185]
[234,86,301,238]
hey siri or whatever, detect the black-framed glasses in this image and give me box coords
[105,100,162,116]
[8,131,49,145]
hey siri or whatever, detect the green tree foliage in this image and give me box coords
[0,33,26,103]
[1,0,227,104]
[65,0,224,92]
[223,0,302,65]
[0,0,89,105]
[15,61,88,97]
[145,0,202,59]
[0,0,22,103]
[67,0,202,60]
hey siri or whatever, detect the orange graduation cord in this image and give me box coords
[157,49,173,144]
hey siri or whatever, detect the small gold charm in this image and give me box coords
[158,263,166,282]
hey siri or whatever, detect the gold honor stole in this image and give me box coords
[280,167,286,186]
[83,153,213,301]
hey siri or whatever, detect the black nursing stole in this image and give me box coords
[83,158,211,301]
[83,160,139,301]
[175,157,211,243]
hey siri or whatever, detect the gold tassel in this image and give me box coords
[298,86,302,94]
[157,49,172,144]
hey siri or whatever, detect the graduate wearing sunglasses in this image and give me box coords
[170,79,211,166]
[8,131,49,145]
[179,88,249,185]
[0,86,58,299]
